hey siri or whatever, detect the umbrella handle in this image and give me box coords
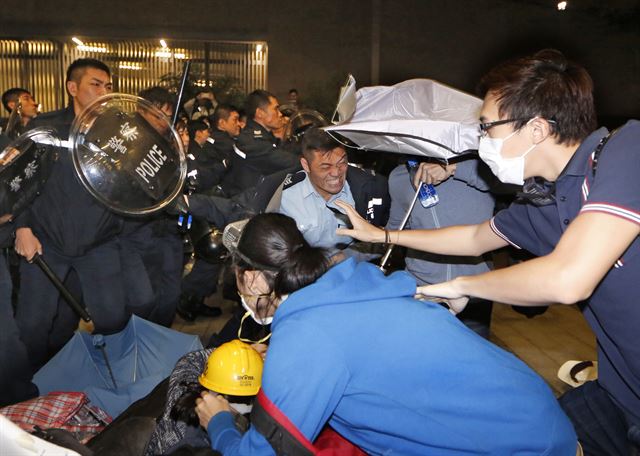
[379,185,420,272]
[31,253,93,323]
[93,335,118,390]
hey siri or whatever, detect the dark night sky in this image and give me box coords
[2,0,639,122]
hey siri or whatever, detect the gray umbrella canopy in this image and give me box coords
[325,78,482,161]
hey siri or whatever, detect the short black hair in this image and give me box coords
[245,89,275,120]
[478,49,596,146]
[301,128,344,161]
[211,104,238,129]
[2,87,30,112]
[138,86,175,111]
[187,119,209,140]
[66,58,111,84]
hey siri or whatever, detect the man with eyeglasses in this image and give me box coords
[337,49,640,455]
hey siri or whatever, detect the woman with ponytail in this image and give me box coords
[195,213,578,456]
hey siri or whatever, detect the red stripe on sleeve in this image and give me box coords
[257,390,317,454]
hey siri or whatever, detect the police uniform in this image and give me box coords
[221,119,298,197]
[121,216,183,327]
[491,120,640,451]
[277,167,389,255]
[186,140,227,194]
[0,224,38,406]
[0,132,37,402]
[14,106,128,370]
[180,134,232,318]
[209,128,235,165]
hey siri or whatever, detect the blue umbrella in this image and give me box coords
[34,315,203,418]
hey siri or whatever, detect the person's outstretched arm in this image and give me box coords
[418,211,640,311]
[335,200,506,257]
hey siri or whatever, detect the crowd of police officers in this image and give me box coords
[0,58,311,407]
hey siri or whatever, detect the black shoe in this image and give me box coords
[176,304,197,321]
[176,294,200,321]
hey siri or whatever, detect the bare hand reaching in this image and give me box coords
[251,343,268,360]
[334,200,385,243]
[416,280,470,315]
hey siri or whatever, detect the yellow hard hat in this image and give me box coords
[199,340,263,396]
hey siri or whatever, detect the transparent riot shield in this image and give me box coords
[0,127,58,221]
[69,93,187,216]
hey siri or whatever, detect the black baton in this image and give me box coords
[32,253,93,323]
[172,61,192,127]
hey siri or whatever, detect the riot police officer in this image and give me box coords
[13,58,127,370]
[0,133,38,405]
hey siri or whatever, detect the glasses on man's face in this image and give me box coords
[479,118,527,138]
[479,117,558,138]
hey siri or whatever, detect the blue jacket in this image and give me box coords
[208,259,576,455]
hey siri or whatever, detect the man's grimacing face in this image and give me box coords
[219,111,241,137]
[301,147,349,201]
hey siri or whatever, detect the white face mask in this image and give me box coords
[239,294,274,326]
[229,402,253,416]
[478,125,536,185]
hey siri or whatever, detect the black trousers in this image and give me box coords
[0,251,38,405]
[16,238,127,371]
[559,380,639,456]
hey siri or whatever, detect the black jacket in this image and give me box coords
[221,119,298,197]
[17,106,123,256]
[186,141,227,193]
[210,129,235,163]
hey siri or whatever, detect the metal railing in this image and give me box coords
[1,38,268,113]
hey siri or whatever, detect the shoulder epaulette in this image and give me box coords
[282,171,306,190]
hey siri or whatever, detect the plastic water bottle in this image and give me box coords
[407,160,439,208]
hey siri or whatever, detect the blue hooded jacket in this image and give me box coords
[208,259,576,455]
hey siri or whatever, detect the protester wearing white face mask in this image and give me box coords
[477,116,554,185]
[336,49,640,455]
[195,212,577,455]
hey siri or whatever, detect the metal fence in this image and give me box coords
[1,38,268,113]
